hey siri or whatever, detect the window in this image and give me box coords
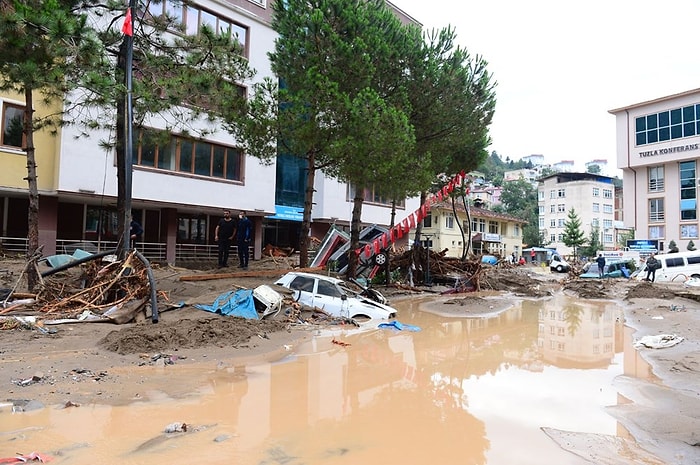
[317,280,341,297]
[538,217,544,228]
[557,188,566,198]
[649,166,665,192]
[136,128,242,181]
[550,219,556,227]
[681,224,698,239]
[680,161,697,220]
[539,205,545,214]
[423,212,432,228]
[665,257,684,268]
[592,203,600,213]
[603,234,613,243]
[649,198,664,222]
[550,205,555,213]
[550,234,556,242]
[603,204,613,214]
[603,189,612,199]
[603,219,613,228]
[488,221,498,234]
[177,215,208,243]
[557,204,565,213]
[514,224,520,236]
[1,103,24,148]
[549,190,555,199]
[471,218,486,233]
[558,219,565,227]
[636,103,700,146]
[445,213,454,229]
[538,191,545,200]
[688,255,700,264]
[649,225,664,239]
[592,218,599,227]
[592,187,600,197]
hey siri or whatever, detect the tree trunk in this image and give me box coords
[346,191,364,279]
[461,194,472,259]
[24,87,40,291]
[298,150,316,269]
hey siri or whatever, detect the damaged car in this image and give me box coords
[275,272,397,321]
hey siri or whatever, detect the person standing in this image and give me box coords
[236,210,252,269]
[530,248,536,264]
[645,253,659,282]
[596,253,606,278]
[129,218,143,249]
[215,210,235,268]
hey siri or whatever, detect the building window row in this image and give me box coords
[348,185,404,208]
[680,161,697,220]
[136,128,242,181]
[1,102,24,149]
[636,103,700,146]
[147,0,248,52]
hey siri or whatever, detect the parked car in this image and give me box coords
[549,254,570,273]
[274,272,397,320]
[580,259,635,279]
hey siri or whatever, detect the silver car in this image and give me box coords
[274,272,397,320]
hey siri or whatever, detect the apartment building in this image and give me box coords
[610,88,700,252]
[537,172,616,256]
[420,202,526,258]
[1,0,420,263]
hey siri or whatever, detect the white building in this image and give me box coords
[538,172,617,256]
[610,88,700,252]
[1,0,421,264]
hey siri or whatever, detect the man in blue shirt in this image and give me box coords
[236,211,252,270]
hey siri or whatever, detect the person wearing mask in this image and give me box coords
[236,211,253,270]
[596,253,606,278]
[645,253,659,282]
[215,209,235,268]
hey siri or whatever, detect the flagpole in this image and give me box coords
[122,0,135,254]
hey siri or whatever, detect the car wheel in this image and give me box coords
[374,252,388,266]
[556,265,564,272]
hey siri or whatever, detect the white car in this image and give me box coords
[274,272,397,320]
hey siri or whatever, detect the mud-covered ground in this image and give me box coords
[1,258,700,463]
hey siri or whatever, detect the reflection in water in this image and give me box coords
[0,294,630,465]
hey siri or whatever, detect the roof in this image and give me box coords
[609,87,700,114]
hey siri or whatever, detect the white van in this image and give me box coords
[636,251,700,282]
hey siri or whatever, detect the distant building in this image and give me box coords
[521,154,545,167]
[504,168,540,185]
[552,160,575,172]
[538,172,617,256]
[420,202,526,258]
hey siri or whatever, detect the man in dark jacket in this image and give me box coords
[236,211,253,270]
[645,253,659,282]
[596,254,606,278]
[215,210,235,268]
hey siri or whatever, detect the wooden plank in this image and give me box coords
[178,267,324,282]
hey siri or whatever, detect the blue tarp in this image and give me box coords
[194,289,259,319]
[378,320,421,332]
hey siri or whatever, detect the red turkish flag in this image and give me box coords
[373,239,381,254]
[408,213,415,229]
[364,244,372,258]
[122,8,133,36]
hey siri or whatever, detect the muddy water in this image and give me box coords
[1,293,634,465]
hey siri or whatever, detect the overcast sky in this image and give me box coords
[390,0,700,171]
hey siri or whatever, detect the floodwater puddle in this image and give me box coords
[1,293,644,464]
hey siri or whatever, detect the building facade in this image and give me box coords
[538,172,617,256]
[420,202,525,259]
[0,0,420,264]
[610,88,700,253]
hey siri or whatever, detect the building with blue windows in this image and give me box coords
[610,88,700,252]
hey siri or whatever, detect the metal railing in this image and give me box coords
[0,237,224,263]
